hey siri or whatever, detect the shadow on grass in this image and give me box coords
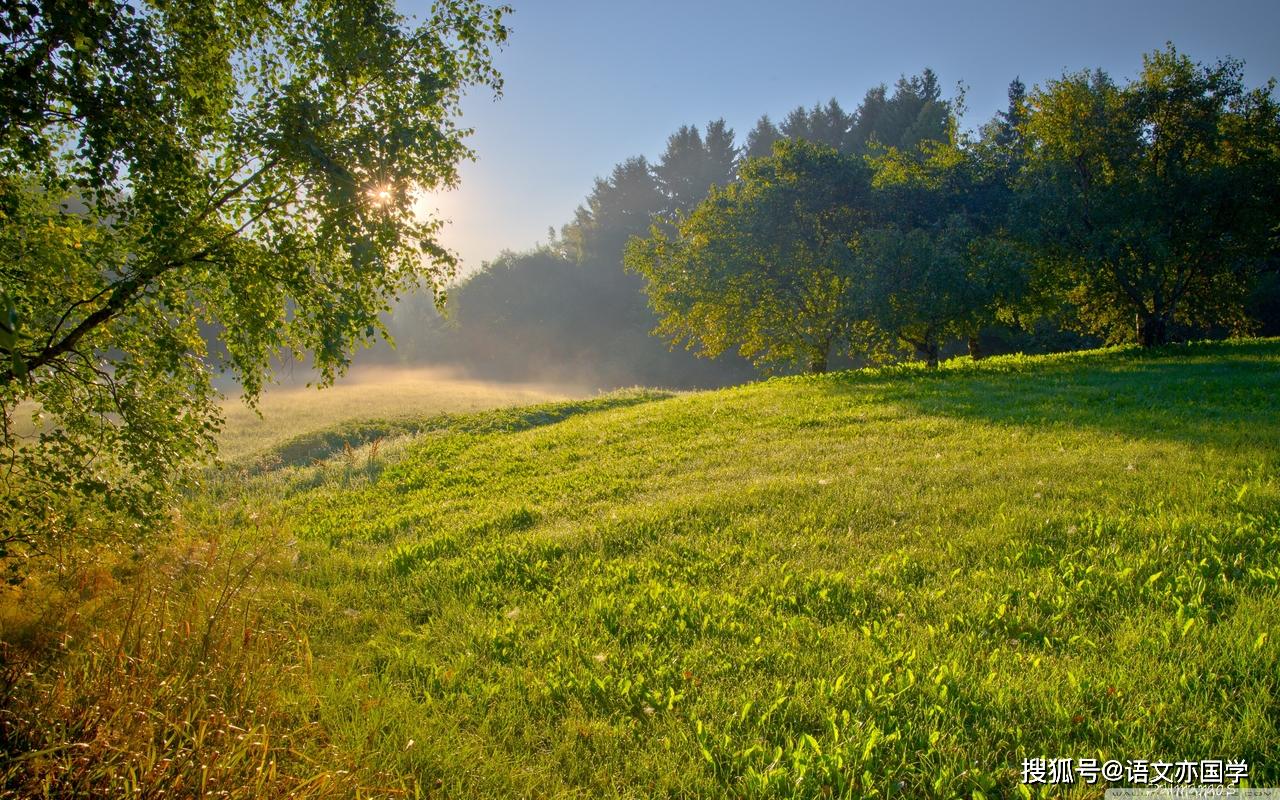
[825,339,1280,449]
[243,389,676,470]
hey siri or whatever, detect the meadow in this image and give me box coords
[4,340,1279,798]
[215,366,577,462]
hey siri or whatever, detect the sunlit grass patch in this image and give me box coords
[0,522,369,798]
[254,339,1280,797]
[7,340,1279,798]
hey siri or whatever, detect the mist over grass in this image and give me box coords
[216,366,592,462]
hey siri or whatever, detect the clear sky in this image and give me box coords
[402,0,1280,277]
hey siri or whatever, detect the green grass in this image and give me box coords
[11,341,1279,798]
[195,339,1280,798]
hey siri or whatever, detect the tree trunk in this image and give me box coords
[1136,314,1168,347]
[915,340,940,369]
[967,335,983,361]
[807,340,831,374]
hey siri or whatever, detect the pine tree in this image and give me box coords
[702,119,740,190]
[779,100,852,150]
[653,120,740,218]
[562,157,665,262]
[848,85,889,153]
[653,125,708,215]
[744,114,782,160]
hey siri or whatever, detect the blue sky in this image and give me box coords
[401,0,1280,276]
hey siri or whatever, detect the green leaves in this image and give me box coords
[1019,45,1280,345]
[626,139,869,375]
[0,291,24,380]
[0,0,510,555]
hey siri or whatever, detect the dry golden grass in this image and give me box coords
[0,517,365,799]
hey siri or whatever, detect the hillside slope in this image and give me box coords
[252,341,1280,798]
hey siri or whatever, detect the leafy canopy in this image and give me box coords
[1019,45,1280,345]
[0,0,509,553]
[626,140,870,375]
[857,121,1026,365]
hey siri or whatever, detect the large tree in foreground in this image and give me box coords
[0,0,509,554]
[626,140,869,374]
[1020,46,1280,346]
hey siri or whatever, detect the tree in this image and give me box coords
[845,71,951,155]
[890,68,950,150]
[848,85,889,154]
[1020,46,1280,346]
[858,128,1025,367]
[780,99,853,151]
[561,156,665,263]
[653,120,739,218]
[858,217,1021,367]
[626,140,869,374]
[702,119,740,194]
[992,77,1028,153]
[0,0,510,554]
[653,125,707,217]
[744,114,781,161]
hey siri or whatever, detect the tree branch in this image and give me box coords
[3,172,303,385]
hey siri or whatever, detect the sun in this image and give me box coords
[366,183,395,208]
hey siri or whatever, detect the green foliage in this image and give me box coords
[653,120,740,219]
[856,218,989,365]
[1019,45,1280,346]
[627,140,871,374]
[627,47,1278,373]
[857,130,1027,365]
[629,97,1016,373]
[744,114,784,160]
[770,70,952,156]
[856,69,951,153]
[383,50,1277,390]
[0,0,510,554]
[781,99,855,151]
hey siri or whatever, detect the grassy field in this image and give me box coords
[208,339,1280,798]
[6,341,1279,798]
[216,366,577,461]
[8,366,576,463]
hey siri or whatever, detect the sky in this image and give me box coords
[401,0,1280,278]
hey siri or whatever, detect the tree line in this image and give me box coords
[382,68,964,385]
[403,47,1278,381]
[2,7,1277,561]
